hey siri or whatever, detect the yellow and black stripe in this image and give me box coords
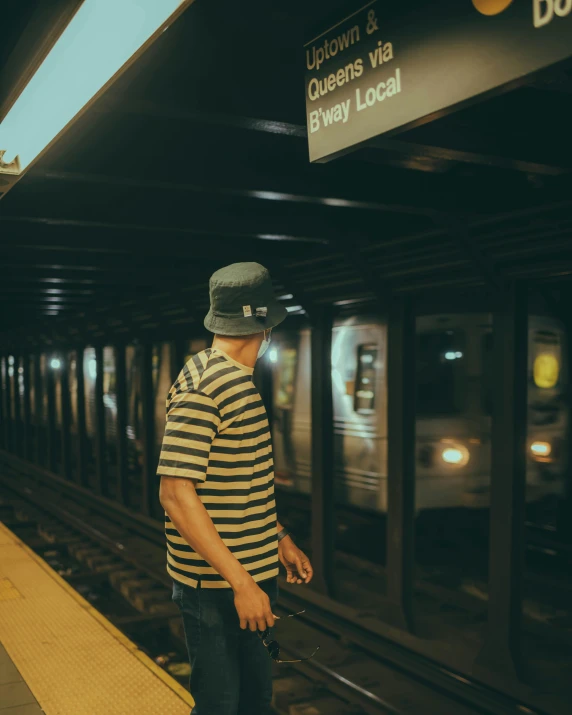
[158,348,278,588]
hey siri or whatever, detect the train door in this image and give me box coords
[271,318,387,512]
[331,319,386,512]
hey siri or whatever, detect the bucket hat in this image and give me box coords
[204,262,288,336]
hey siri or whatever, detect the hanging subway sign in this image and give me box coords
[305,0,572,163]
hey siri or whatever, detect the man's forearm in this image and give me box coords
[162,484,254,592]
[277,519,293,542]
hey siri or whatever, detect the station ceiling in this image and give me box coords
[1,0,572,349]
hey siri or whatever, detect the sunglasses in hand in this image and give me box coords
[257,610,320,664]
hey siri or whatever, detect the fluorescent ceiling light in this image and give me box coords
[0,0,191,175]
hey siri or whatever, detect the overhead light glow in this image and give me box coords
[0,0,189,173]
[530,441,551,459]
[322,197,354,208]
[441,444,470,466]
[268,348,279,364]
[250,190,292,202]
[50,358,61,370]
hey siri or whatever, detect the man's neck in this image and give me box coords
[211,334,263,369]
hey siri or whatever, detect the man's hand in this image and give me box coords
[234,580,276,632]
[278,537,313,585]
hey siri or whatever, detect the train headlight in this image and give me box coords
[530,441,552,462]
[441,444,469,466]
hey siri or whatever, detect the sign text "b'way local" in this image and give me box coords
[304,0,572,163]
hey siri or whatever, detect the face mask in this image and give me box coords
[257,330,272,359]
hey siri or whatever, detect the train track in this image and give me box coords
[0,491,368,714]
[276,489,572,601]
[273,491,572,658]
[0,457,560,715]
[0,481,440,715]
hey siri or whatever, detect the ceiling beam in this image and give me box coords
[95,96,307,138]
[0,214,330,245]
[366,136,569,177]
[0,287,97,295]
[0,246,313,271]
[96,96,570,176]
[29,169,436,217]
[0,227,329,260]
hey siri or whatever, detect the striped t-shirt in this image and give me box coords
[157,347,278,589]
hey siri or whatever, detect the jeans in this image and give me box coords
[172,577,278,715]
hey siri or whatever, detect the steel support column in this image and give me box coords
[94,345,106,495]
[3,356,13,452]
[22,354,32,461]
[46,356,57,472]
[12,355,22,456]
[76,348,88,488]
[33,354,43,465]
[0,357,5,451]
[560,314,572,542]
[310,306,335,597]
[115,344,129,506]
[474,281,527,683]
[386,294,416,632]
[141,343,156,517]
[60,353,72,481]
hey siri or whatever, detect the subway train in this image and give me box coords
[269,314,568,513]
[56,314,567,514]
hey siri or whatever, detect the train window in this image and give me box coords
[483,328,563,414]
[532,330,561,389]
[416,331,465,415]
[354,344,378,413]
[276,348,297,409]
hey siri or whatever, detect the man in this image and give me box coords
[158,262,313,715]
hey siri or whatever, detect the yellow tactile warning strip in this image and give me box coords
[0,577,22,601]
[0,521,193,714]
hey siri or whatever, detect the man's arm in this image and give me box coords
[160,475,276,631]
[276,518,314,585]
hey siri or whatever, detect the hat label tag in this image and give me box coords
[243,305,253,317]
[256,307,268,317]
